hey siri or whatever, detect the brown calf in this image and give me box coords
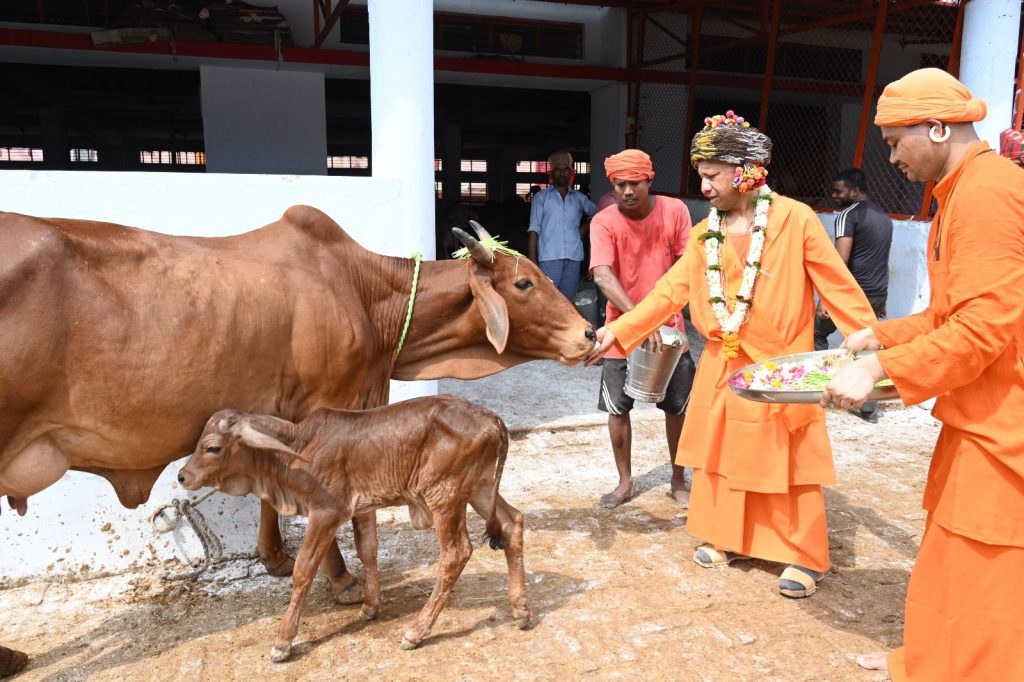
[178,395,529,660]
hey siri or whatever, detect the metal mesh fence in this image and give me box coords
[632,1,964,217]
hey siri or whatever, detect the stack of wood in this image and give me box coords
[93,0,293,47]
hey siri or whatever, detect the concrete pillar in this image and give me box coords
[960,0,1021,146]
[368,0,437,398]
[200,66,327,174]
[368,0,436,260]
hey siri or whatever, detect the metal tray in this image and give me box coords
[728,350,900,405]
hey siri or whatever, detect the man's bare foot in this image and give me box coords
[856,652,889,672]
[668,487,690,509]
[599,481,633,509]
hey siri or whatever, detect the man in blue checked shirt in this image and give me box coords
[527,150,597,300]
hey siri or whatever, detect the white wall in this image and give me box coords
[0,170,435,581]
[200,66,328,175]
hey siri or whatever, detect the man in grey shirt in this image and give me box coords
[815,167,893,422]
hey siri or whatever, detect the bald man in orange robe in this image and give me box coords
[588,112,877,598]
[823,68,1024,680]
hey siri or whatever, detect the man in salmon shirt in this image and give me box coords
[587,111,877,598]
[822,68,1024,680]
[589,149,697,509]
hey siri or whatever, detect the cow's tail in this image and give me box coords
[483,417,509,551]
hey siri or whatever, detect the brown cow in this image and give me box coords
[178,397,528,659]
[0,207,592,673]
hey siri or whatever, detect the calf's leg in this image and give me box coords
[400,508,473,650]
[469,488,530,628]
[270,514,344,663]
[351,512,380,620]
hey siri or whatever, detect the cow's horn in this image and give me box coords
[468,219,493,242]
[453,227,494,264]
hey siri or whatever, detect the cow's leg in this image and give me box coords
[0,645,29,677]
[270,514,343,663]
[256,502,295,576]
[469,488,530,629]
[351,512,379,620]
[400,508,473,650]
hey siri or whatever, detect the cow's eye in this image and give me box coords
[514,278,533,291]
[205,446,222,454]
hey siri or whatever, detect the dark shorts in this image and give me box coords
[598,353,696,416]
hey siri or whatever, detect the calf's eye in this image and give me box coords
[205,446,222,454]
[514,279,533,291]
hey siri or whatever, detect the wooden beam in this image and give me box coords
[314,0,351,49]
[681,4,702,196]
[851,0,887,168]
[757,0,782,130]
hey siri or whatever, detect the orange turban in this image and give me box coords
[875,68,987,127]
[604,149,655,182]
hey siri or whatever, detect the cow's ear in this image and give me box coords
[235,420,309,462]
[469,271,509,354]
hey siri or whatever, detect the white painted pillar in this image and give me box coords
[368,0,437,398]
[960,0,1021,145]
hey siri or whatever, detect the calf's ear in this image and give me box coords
[469,271,509,354]
[235,420,309,462]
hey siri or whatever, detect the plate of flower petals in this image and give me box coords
[727,350,899,404]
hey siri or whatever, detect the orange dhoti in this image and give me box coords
[887,519,1024,681]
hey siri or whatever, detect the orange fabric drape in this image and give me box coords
[608,196,877,568]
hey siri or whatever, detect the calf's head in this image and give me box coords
[177,410,302,495]
[455,221,596,365]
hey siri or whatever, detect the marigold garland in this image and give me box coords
[703,185,773,359]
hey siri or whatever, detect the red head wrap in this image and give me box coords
[604,149,655,182]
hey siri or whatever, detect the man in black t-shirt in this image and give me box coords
[815,168,893,422]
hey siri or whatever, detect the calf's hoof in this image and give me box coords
[331,579,364,605]
[360,604,378,621]
[399,628,426,650]
[513,612,531,630]
[0,646,29,678]
[259,552,295,578]
[269,644,292,663]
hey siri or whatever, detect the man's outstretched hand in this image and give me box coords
[585,326,617,366]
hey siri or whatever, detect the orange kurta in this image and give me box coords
[873,144,1024,681]
[608,195,877,570]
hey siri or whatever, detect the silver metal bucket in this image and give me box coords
[624,325,687,402]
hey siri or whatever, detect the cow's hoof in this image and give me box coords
[513,613,531,630]
[269,645,291,663]
[259,552,295,578]
[331,579,364,605]
[360,604,378,621]
[0,646,29,678]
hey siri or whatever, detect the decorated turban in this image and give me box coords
[604,149,655,182]
[690,110,772,168]
[875,68,987,127]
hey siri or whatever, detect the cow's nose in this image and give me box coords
[177,471,186,485]
[585,327,597,342]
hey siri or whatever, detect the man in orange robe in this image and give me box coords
[588,111,877,597]
[823,68,1024,680]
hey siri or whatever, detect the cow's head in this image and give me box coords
[178,410,303,495]
[454,221,596,363]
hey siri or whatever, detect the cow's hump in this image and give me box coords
[280,205,354,246]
